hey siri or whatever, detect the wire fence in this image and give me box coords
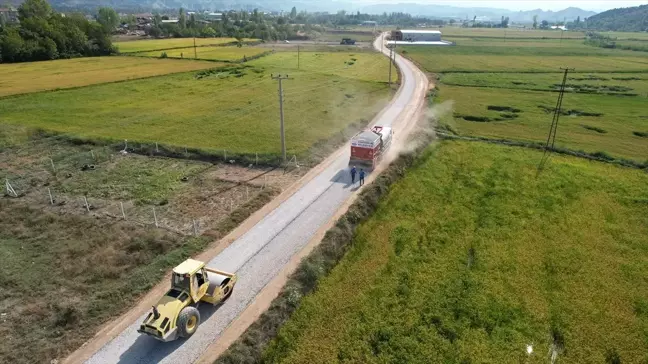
[1,137,293,237]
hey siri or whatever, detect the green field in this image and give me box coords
[0,57,219,97]
[399,31,648,162]
[440,26,586,39]
[313,31,377,42]
[139,45,269,61]
[263,141,648,364]
[0,52,391,156]
[114,37,258,53]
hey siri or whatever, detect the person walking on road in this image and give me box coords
[350,166,357,184]
[359,168,366,186]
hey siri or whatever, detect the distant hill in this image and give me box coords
[358,3,596,22]
[581,4,648,32]
[16,0,597,23]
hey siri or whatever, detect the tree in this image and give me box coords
[501,16,509,28]
[533,15,538,29]
[188,13,196,28]
[18,0,51,21]
[97,7,119,33]
[575,16,581,25]
[290,6,297,19]
[540,20,550,29]
[179,8,186,29]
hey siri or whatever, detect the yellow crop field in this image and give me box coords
[140,46,268,61]
[115,37,258,53]
[0,57,222,97]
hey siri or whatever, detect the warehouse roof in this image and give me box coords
[400,30,442,34]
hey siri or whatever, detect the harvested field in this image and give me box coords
[0,57,221,97]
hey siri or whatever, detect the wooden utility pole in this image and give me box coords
[272,74,290,161]
[193,37,197,59]
[297,45,300,69]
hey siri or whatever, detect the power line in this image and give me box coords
[538,67,574,173]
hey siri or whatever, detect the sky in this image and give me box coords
[351,0,648,12]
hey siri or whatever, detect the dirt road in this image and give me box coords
[77,34,429,364]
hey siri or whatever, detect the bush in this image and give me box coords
[160,51,168,58]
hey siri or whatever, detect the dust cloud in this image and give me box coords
[385,100,455,164]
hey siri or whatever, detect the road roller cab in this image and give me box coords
[137,259,237,342]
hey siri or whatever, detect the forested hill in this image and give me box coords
[583,4,648,32]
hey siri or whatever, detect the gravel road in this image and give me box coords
[85,34,428,364]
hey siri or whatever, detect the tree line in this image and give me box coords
[0,0,115,63]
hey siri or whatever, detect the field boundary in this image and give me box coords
[436,130,648,170]
[117,40,262,54]
[129,49,275,64]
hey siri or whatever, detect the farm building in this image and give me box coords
[388,29,453,46]
[391,30,442,42]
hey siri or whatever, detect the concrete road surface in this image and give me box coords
[85,34,428,364]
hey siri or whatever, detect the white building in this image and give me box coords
[388,29,453,46]
[395,30,442,42]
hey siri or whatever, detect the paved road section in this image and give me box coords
[86,35,427,364]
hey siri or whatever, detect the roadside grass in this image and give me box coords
[0,53,390,157]
[436,85,648,161]
[114,37,258,53]
[263,140,648,364]
[0,57,220,97]
[440,72,648,95]
[138,45,269,61]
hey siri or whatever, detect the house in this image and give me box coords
[361,21,377,27]
[0,7,19,23]
[206,12,223,21]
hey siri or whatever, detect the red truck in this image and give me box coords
[349,125,393,169]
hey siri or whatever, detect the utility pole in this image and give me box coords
[538,67,574,172]
[193,37,197,59]
[272,74,290,161]
[297,45,300,70]
[388,46,393,87]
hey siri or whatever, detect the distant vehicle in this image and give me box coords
[284,40,290,43]
[137,259,237,342]
[350,125,393,169]
[340,38,356,45]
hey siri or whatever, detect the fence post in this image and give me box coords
[83,196,90,212]
[50,158,56,174]
[193,219,199,236]
[224,150,227,162]
[48,188,54,205]
[153,207,158,228]
[123,139,128,152]
[255,153,258,166]
[230,199,234,211]
[120,202,126,220]
[91,150,95,161]
[246,186,249,200]
[155,142,159,153]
